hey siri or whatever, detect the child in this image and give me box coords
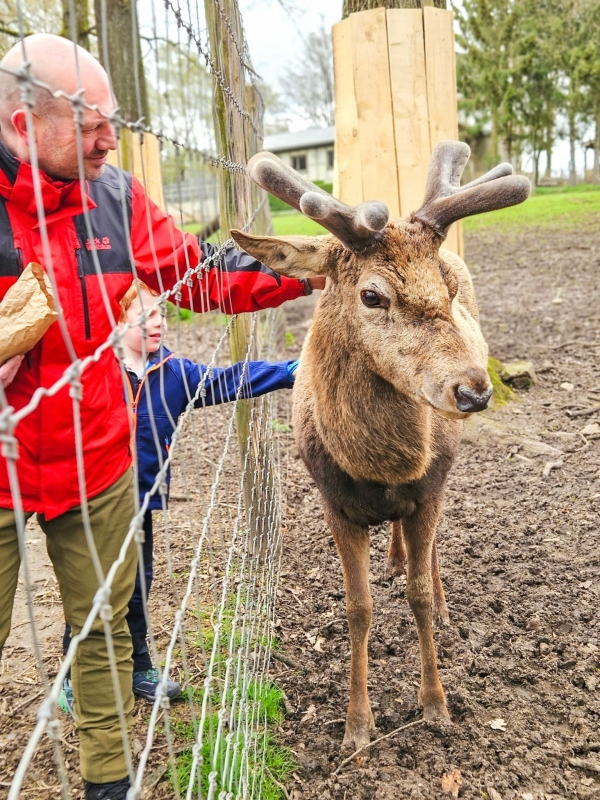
[60,280,297,709]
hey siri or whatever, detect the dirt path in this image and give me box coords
[273,224,600,800]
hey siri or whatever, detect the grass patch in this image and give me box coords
[464,183,600,232]
[488,356,514,408]
[169,681,295,798]
[271,211,328,237]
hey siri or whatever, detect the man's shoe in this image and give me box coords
[57,677,74,719]
[84,776,130,800]
[132,667,181,702]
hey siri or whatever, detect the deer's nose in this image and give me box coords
[454,384,493,413]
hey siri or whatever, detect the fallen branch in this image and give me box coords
[271,650,303,670]
[264,765,291,800]
[567,756,600,773]
[331,718,425,776]
[567,405,600,418]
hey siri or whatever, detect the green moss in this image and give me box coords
[488,356,514,407]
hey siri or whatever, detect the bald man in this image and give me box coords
[0,34,321,800]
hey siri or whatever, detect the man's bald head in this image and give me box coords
[0,34,117,180]
[0,34,114,125]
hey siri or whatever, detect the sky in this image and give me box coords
[237,0,586,177]
[239,0,340,97]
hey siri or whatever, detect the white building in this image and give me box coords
[263,127,335,184]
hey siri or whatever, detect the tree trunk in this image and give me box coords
[93,0,149,124]
[491,106,499,161]
[568,109,577,186]
[61,0,91,50]
[343,0,446,18]
[594,107,600,185]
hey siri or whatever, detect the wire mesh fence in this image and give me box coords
[0,1,294,797]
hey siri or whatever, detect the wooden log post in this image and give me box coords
[334,1,464,256]
[205,0,277,553]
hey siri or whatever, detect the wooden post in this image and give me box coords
[205,0,276,553]
[106,131,164,208]
[333,6,464,256]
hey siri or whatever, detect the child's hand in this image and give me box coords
[287,359,300,381]
[307,276,326,291]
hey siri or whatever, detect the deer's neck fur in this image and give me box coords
[301,309,434,487]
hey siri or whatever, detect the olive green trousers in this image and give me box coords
[0,469,138,783]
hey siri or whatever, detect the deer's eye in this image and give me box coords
[360,289,387,309]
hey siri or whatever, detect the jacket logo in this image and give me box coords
[85,237,112,250]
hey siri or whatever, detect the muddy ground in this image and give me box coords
[273,223,600,800]
[2,221,600,800]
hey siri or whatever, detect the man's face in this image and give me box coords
[34,100,117,181]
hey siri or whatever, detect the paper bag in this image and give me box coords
[0,263,58,364]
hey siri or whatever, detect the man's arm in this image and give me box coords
[130,177,320,313]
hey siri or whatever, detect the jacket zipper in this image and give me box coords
[75,248,91,340]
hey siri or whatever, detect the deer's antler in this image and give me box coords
[412,141,531,238]
[246,151,389,252]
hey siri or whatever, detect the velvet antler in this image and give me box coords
[412,141,531,238]
[246,151,389,252]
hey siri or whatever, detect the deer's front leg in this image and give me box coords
[324,504,374,751]
[402,500,450,722]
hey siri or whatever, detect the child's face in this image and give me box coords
[120,289,167,355]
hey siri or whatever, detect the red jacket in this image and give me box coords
[0,147,305,519]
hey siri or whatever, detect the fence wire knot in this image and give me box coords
[0,432,19,461]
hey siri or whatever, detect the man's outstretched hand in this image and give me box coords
[307,276,326,291]
[0,354,24,389]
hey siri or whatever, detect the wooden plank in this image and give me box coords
[387,8,431,218]
[423,6,461,254]
[350,8,400,217]
[106,131,164,208]
[333,17,363,206]
[132,133,164,209]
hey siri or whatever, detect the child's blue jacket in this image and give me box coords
[128,347,294,509]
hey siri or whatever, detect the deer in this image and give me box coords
[231,141,530,752]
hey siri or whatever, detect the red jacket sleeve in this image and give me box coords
[129,176,307,313]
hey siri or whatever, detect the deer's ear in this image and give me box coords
[231,230,333,278]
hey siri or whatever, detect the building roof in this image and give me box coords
[263,126,335,153]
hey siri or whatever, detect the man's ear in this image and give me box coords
[231,230,334,279]
[10,109,31,146]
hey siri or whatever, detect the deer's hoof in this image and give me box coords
[384,558,405,579]
[435,608,451,626]
[418,688,451,723]
[341,726,371,754]
[342,710,375,753]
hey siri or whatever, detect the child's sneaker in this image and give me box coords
[57,677,75,718]
[132,667,181,702]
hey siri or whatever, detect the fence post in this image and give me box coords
[205,0,277,552]
[333,6,464,256]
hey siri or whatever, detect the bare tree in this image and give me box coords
[279,21,334,128]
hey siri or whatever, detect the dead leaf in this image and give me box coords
[579,580,593,590]
[489,718,507,731]
[300,704,317,723]
[441,768,462,797]
[313,636,325,652]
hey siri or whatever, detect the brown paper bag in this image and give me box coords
[0,263,58,364]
